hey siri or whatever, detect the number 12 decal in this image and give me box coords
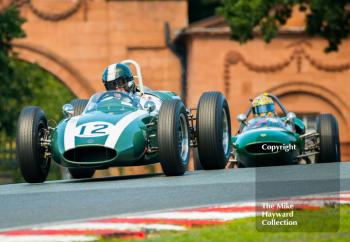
[76,122,112,137]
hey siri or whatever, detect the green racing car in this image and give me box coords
[230,93,340,167]
[16,60,231,183]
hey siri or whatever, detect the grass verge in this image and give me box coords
[100,206,350,242]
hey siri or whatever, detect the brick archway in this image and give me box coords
[2,0,187,104]
[13,43,94,98]
[265,81,350,139]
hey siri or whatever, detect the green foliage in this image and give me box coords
[218,0,350,52]
[16,60,76,123]
[0,6,28,136]
[0,6,25,53]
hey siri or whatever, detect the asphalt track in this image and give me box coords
[0,162,349,230]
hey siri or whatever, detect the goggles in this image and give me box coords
[105,77,131,90]
[252,103,275,115]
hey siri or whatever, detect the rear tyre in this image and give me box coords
[16,107,50,183]
[70,99,89,116]
[316,114,340,163]
[68,98,95,179]
[68,168,95,179]
[158,99,190,176]
[196,92,231,169]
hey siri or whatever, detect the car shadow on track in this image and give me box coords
[60,172,164,183]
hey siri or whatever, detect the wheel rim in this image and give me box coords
[37,122,49,171]
[178,113,189,163]
[222,108,229,155]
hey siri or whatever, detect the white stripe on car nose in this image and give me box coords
[64,110,148,152]
[64,116,80,151]
[105,110,148,149]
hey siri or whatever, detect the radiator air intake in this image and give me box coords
[64,146,117,162]
[245,142,282,154]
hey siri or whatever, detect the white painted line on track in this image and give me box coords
[0,235,97,242]
[132,211,256,221]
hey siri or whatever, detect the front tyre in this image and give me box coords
[196,92,231,169]
[158,99,190,176]
[316,114,340,163]
[16,107,50,183]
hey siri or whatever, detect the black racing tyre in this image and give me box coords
[316,114,340,163]
[158,99,190,176]
[68,98,95,178]
[68,168,95,179]
[16,106,50,183]
[70,99,89,116]
[196,92,231,170]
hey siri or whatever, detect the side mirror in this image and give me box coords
[287,112,296,121]
[144,101,156,113]
[286,112,296,131]
[237,114,247,123]
[62,104,74,118]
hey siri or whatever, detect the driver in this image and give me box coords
[252,93,276,117]
[102,63,136,94]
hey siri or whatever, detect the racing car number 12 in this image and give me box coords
[76,122,113,137]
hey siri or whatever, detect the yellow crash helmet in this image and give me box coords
[252,94,275,117]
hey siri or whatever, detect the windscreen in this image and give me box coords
[83,91,139,113]
[243,117,290,131]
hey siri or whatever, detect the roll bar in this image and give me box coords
[121,59,144,95]
[267,93,288,116]
[237,93,290,134]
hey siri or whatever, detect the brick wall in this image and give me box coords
[13,0,188,97]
